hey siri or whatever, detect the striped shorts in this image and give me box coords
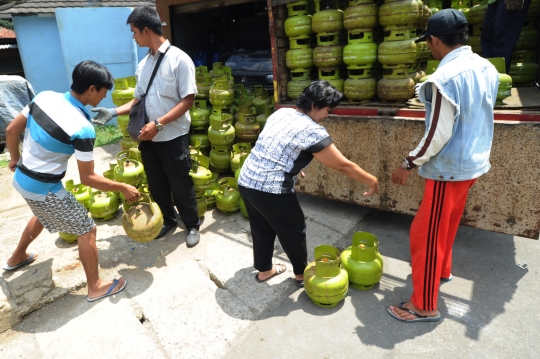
[25,192,95,235]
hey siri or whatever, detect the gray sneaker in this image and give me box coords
[186,228,200,247]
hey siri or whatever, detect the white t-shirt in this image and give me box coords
[238,108,332,194]
[134,40,198,142]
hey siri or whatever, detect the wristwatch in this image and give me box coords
[401,158,414,170]
[154,120,164,131]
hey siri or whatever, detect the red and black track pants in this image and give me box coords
[410,178,477,311]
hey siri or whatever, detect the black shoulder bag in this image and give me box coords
[128,46,171,142]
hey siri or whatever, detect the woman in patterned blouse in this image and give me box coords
[238,81,378,287]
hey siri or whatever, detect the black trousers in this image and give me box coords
[481,0,532,74]
[239,185,307,275]
[139,134,200,229]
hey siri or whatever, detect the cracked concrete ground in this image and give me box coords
[0,143,370,358]
[1,143,539,358]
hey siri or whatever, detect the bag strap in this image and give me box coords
[143,45,171,96]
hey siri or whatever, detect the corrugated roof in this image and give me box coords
[0,1,156,16]
[0,26,15,38]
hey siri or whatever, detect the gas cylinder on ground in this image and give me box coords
[65,179,92,210]
[230,143,252,172]
[235,114,260,143]
[204,173,219,208]
[209,75,234,108]
[210,145,232,172]
[216,177,240,214]
[239,197,248,218]
[122,194,163,242]
[190,100,211,130]
[114,151,145,187]
[208,111,235,146]
[89,191,120,221]
[189,154,213,196]
[59,232,78,243]
[340,231,383,290]
[304,244,349,308]
[189,129,211,156]
[196,196,207,217]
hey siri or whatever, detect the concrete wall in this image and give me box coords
[12,16,68,94]
[296,116,540,239]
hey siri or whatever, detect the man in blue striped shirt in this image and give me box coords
[5,61,141,302]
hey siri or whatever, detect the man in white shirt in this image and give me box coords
[92,6,200,246]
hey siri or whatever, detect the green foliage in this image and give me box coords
[0,19,14,30]
[0,157,8,168]
[94,125,123,147]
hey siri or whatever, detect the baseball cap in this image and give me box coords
[416,9,468,43]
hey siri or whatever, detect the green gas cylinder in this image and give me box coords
[59,232,78,243]
[312,0,344,34]
[114,151,145,187]
[190,100,211,130]
[216,177,240,215]
[343,3,378,30]
[379,0,420,27]
[89,191,120,221]
[65,179,92,210]
[343,77,377,103]
[340,231,383,290]
[304,244,349,308]
[122,194,164,242]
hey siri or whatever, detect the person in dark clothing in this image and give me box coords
[481,0,533,73]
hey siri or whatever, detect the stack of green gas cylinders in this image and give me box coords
[285,0,315,100]
[342,0,379,103]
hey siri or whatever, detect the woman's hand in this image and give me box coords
[363,177,378,196]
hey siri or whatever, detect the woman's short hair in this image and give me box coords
[296,80,344,113]
[127,6,163,36]
[70,60,114,95]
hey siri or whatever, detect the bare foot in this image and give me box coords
[6,253,38,267]
[256,264,286,281]
[295,274,303,281]
[388,301,439,321]
[87,277,127,299]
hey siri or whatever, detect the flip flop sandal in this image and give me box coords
[87,278,128,302]
[387,302,441,323]
[295,279,304,288]
[440,274,453,282]
[254,264,287,283]
[3,253,38,271]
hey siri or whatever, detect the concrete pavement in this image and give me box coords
[1,143,539,358]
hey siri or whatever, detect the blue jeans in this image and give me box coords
[480,0,533,73]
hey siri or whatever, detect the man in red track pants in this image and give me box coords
[388,9,499,323]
